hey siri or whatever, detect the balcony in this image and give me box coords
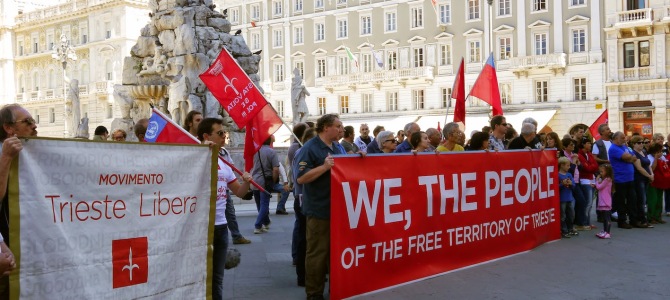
[79,85,88,95]
[45,89,56,99]
[30,91,40,101]
[510,53,567,77]
[606,8,654,36]
[323,66,434,92]
[15,0,150,24]
[94,81,113,94]
[16,93,25,102]
[618,67,655,81]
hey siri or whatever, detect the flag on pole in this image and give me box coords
[468,53,504,116]
[144,108,199,144]
[200,48,269,128]
[244,104,283,171]
[431,0,440,19]
[370,45,384,68]
[250,21,257,27]
[589,109,608,140]
[452,57,466,125]
[345,47,359,68]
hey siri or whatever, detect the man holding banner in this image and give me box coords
[0,104,36,295]
[295,114,343,300]
[197,117,253,300]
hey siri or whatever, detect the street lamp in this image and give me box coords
[51,34,77,137]
[487,0,493,57]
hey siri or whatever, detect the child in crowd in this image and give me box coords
[595,164,614,239]
[558,157,578,238]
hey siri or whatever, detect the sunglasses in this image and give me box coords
[501,123,508,127]
[212,130,225,137]
[15,118,36,126]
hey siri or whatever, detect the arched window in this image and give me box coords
[18,75,24,93]
[48,69,56,89]
[32,72,39,91]
[105,60,112,80]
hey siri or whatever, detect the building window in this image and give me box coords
[624,42,635,68]
[574,78,586,100]
[82,33,88,44]
[468,0,480,20]
[468,40,481,63]
[534,33,547,55]
[413,48,424,67]
[294,0,303,12]
[412,90,425,110]
[337,0,347,6]
[294,26,303,44]
[362,54,373,73]
[273,29,283,47]
[316,58,326,78]
[318,97,326,115]
[106,104,113,119]
[47,34,54,50]
[499,37,511,60]
[639,41,650,67]
[410,7,423,29]
[340,95,349,114]
[315,0,324,9]
[251,33,261,50]
[535,80,548,102]
[570,0,585,6]
[33,38,38,53]
[500,83,512,104]
[626,0,645,10]
[387,91,398,111]
[276,100,285,117]
[294,61,304,79]
[105,22,112,38]
[361,15,371,35]
[387,51,397,70]
[105,60,113,80]
[572,29,585,53]
[18,41,23,56]
[274,63,284,82]
[361,93,373,113]
[441,88,452,108]
[337,19,348,39]
[338,56,350,75]
[440,44,452,66]
[273,1,283,16]
[49,108,55,123]
[35,112,40,124]
[439,3,451,24]
[315,23,325,41]
[385,11,397,32]
[498,0,511,16]
[532,0,547,12]
[251,4,261,19]
[230,8,239,24]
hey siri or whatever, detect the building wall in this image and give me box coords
[219,0,607,137]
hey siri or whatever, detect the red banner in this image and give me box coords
[244,104,283,171]
[330,150,560,299]
[199,48,268,128]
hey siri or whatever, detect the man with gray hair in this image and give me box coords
[437,122,464,152]
[608,131,643,229]
[425,128,441,151]
[508,123,543,150]
[395,122,420,153]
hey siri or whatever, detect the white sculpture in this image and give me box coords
[291,68,309,124]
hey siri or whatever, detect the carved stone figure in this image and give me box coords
[64,79,80,138]
[75,117,89,139]
[291,68,309,124]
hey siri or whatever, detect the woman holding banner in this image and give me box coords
[377,131,398,154]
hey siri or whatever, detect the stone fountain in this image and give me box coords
[113,0,263,145]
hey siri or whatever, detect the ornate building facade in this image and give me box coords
[220,0,608,139]
[1,0,149,138]
[604,0,670,139]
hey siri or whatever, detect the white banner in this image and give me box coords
[9,138,215,299]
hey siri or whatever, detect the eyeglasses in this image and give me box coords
[212,130,225,137]
[385,139,396,143]
[644,141,650,144]
[500,123,508,127]
[14,118,36,126]
[634,141,644,144]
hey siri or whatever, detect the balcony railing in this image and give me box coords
[16,93,24,102]
[619,67,654,81]
[95,81,113,94]
[323,66,434,89]
[15,0,150,24]
[607,8,653,27]
[510,53,567,70]
[30,91,39,101]
[79,85,88,95]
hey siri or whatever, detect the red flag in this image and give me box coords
[589,109,608,140]
[244,104,283,171]
[469,53,504,116]
[144,108,198,144]
[452,58,466,124]
[200,48,268,128]
[250,21,257,27]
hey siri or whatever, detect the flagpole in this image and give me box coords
[148,106,270,194]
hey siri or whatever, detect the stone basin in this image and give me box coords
[130,85,168,102]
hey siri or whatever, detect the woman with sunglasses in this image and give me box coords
[631,135,654,228]
[376,131,398,154]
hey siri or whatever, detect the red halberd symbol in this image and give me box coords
[112,237,148,289]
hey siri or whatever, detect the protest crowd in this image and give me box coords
[2,102,670,300]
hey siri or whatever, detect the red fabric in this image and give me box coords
[469,54,503,116]
[145,108,199,144]
[244,104,283,171]
[199,48,268,128]
[652,159,670,189]
[589,110,608,140]
[452,58,466,124]
[578,150,599,180]
[330,150,560,299]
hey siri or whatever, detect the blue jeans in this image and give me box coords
[664,189,670,213]
[273,182,291,212]
[225,190,242,240]
[634,179,649,223]
[578,183,594,226]
[253,190,271,229]
[212,224,228,300]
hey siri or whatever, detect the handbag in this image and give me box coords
[258,152,276,192]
